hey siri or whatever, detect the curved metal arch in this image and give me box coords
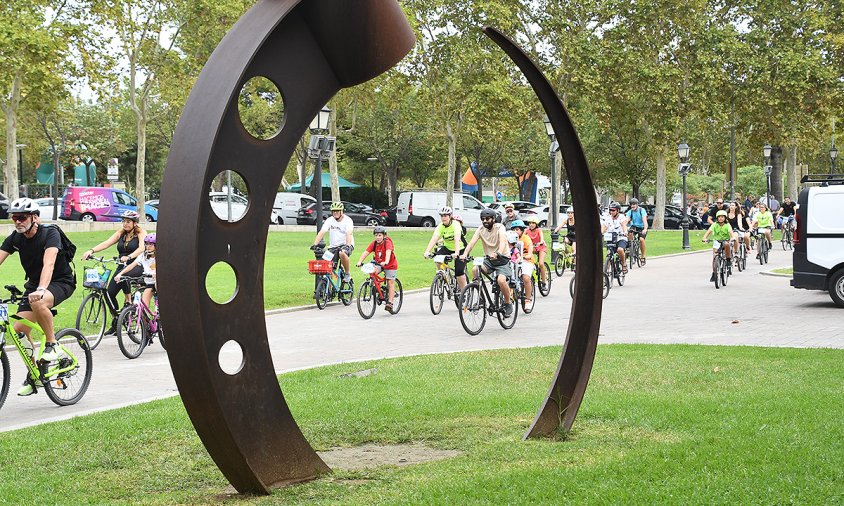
[158,0,415,494]
[482,27,603,438]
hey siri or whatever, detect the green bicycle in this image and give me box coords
[0,285,92,410]
[553,240,575,277]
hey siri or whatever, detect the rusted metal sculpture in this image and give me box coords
[158,0,415,494]
[482,28,603,438]
[159,0,601,496]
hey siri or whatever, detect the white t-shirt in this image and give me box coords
[602,215,626,235]
[320,215,355,248]
[139,254,156,284]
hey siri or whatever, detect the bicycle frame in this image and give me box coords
[0,305,79,381]
[127,282,160,334]
[470,259,508,315]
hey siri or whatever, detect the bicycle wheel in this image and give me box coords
[339,278,354,306]
[736,245,744,272]
[602,272,611,298]
[538,263,552,296]
[554,255,565,277]
[356,279,376,319]
[458,283,486,336]
[604,256,614,287]
[616,258,625,286]
[391,279,404,314]
[521,278,536,314]
[0,347,9,412]
[721,257,729,286]
[157,321,166,350]
[117,305,147,359]
[75,292,108,350]
[429,273,445,315]
[763,239,769,264]
[714,256,722,289]
[42,328,92,406]
[496,286,518,329]
[315,277,330,310]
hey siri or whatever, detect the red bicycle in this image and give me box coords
[355,261,404,319]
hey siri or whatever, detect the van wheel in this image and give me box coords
[829,269,844,308]
[276,217,284,225]
[81,213,96,222]
[421,218,436,228]
[539,220,547,227]
[146,214,155,222]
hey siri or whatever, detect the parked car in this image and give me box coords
[0,192,9,219]
[61,186,159,222]
[147,199,159,209]
[377,206,398,226]
[209,191,280,224]
[273,192,315,225]
[534,204,572,227]
[396,191,487,228]
[489,200,543,217]
[297,201,385,226]
[34,197,63,220]
[791,177,844,307]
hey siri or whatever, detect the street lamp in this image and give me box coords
[15,144,25,197]
[543,114,561,264]
[308,105,334,230]
[677,141,691,251]
[831,144,838,175]
[763,143,772,210]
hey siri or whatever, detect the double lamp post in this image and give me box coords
[542,115,561,265]
[677,141,692,251]
[308,105,335,231]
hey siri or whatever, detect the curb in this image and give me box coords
[760,270,792,278]
[264,287,429,315]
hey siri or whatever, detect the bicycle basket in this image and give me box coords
[83,268,111,289]
[360,263,377,274]
[551,242,564,252]
[308,259,333,274]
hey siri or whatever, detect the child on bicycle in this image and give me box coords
[701,210,732,282]
[115,233,157,310]
[356,226,398,313]
[510,220,534,308]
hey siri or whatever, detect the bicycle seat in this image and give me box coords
[50,309,58,316]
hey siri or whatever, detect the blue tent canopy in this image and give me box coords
[287,173,362,191]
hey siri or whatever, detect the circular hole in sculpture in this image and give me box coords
[219,340,244,376]
[206,261,238,304]
[238,76,285,140]
[210,170,249,223]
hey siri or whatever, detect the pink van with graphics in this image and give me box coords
[61,187,158,222]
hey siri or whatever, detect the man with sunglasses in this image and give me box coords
[461,207,514,317]
[601,203,629,274]
[502,203,521,230]
[707,198,729,225]
[0,198,76,396]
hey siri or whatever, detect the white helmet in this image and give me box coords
[9,198,39,215]
[439,206,453,216]
[506,231,519,244]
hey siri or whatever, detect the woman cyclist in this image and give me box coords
[523,215,547,281]
[555,208,576,255]
[423,206,467,293]
[726,201,744,263]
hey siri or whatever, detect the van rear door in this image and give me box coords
[397,192,411,224]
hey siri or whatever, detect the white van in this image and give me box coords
[396,191,486,228]
[274,192,316,224]
[791,177,844,307]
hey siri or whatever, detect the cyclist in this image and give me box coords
[312,202,354,282]
[554,208,576,255]
[726,201,745,261]
[625,198,649,264]
[461,208,514,317]
[510,220,534,309]
[81,209,147,333]
[706,198,729,225]
[502,203,521,229]
[115,233,157,310]
[423,206,467,293]
[0,198,76,396]
[776,196,796,229]
[523,215,548,280]
[702,210,733,281]
[601,203,628,273]
[751,203,775,257]
[356,226,398,313]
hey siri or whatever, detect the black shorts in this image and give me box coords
[434,246,466,277]
[17,281,75,313]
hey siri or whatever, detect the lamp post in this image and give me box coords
[763,143,772,210]
[543,115,560,264]
[677,141,691,251]
[831,144,838,175]
[308,105,333,231]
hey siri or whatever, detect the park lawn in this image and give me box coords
[1,228,732,328]
[0,345,842,504]
[773,267,794,275]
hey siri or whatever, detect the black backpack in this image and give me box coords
[42,224,77,274]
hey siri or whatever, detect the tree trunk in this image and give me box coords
[2,73,22,199]
[786,145,798,200]
[386,163,398,205]
[771,145,783,201]
[135,115,148,221]
[445,119,457,208]
[328,107,340,202]
[652,149,667,230]
[297,153,306,193]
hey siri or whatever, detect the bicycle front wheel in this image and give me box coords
[0,347,9,412]
[496,288,518,330]
[356,280,376,319]
[75,291,108,350]
[429,273,445,315]
[521,278,536,314]
[554,255,565,277]
[459,283,486,336]
[721,258,729,286]
[714,256,722,289]
[538,263,552,296]
[315,277,330,310]
[42,328,92,406]
[117,305,147,359]
[604,257,614,287]
[391,279,404,314]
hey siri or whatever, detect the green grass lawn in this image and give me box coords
[0,345,841,504]
[773,267,794,275]
[0,228,727,329]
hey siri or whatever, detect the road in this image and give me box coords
[2,244,841,432]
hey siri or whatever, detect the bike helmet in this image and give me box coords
[9,198,39,215]
[144,233,157,244]
[629,198,639,205]
[504,203,515,210]
[609,202,621,211]
[480,208,497,220]
[510,219,526,230]
[716,210,728,219]
[329,201,344,212]
[439,206,453,216]
[452,213,464,222]
[120,210,140,222]
[506,231,519,244]
[373,226,387,235]
[524,215,539,224]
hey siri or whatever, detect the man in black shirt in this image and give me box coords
[0,198,76,396]
[707,198,729,225]
[776,196,797,228]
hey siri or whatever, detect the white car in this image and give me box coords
[489,200,544,221]
[35,197,62,220]
[209,192,280,224]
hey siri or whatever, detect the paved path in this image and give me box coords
[2,245,841,432]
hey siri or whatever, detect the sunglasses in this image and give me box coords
[11,214,30,222]
[482,217,495,221]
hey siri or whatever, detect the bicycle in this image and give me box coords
[116,277,165,359]
[458,256,518,336]
[427,254,461,315]
[511,260,535,314]
[603,232,626,287]
[553,241,575,277]
[569,270,611,299]
[308,246,354,310]
[706,240,731,289]
[533,259,552,297]
[627,228,645,269]
[781,218,795,250]
[755,228,771,265]
[356,261,404,319]
[76,256,122,350]
[734,232,747,272]
[0,285,92,410]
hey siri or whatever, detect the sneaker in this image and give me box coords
[105,319,117,336]
[503,302,513,318]
[40,342,60,362]
[710,273,716,282]
[384,302,394,314]
[17,378,43,396]
[343,274,352,283]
